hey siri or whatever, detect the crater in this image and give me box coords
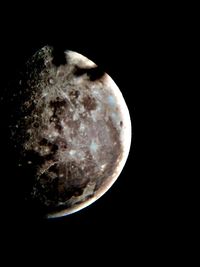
[82,95,97,111]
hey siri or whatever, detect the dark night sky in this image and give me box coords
[0,4,176,263]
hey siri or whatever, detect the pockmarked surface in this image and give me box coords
[9,46,131,218]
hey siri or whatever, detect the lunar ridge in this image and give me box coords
[8,46,131,218]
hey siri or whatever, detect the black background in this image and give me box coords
[0,3,177,263]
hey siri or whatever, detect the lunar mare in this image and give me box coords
[9,46,131,218]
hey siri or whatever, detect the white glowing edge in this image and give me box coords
[47,51,132,219]
[66,50,96,68]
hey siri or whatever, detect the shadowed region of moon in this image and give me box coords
[5,46,131,218]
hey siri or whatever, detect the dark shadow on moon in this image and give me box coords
[52,46,67,67]
[74,65,105,81]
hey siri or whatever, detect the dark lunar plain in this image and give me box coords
[0,5,176,263]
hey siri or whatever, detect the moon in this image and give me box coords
[8,46,131,218]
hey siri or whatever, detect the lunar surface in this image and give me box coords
[7,46,131,218]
